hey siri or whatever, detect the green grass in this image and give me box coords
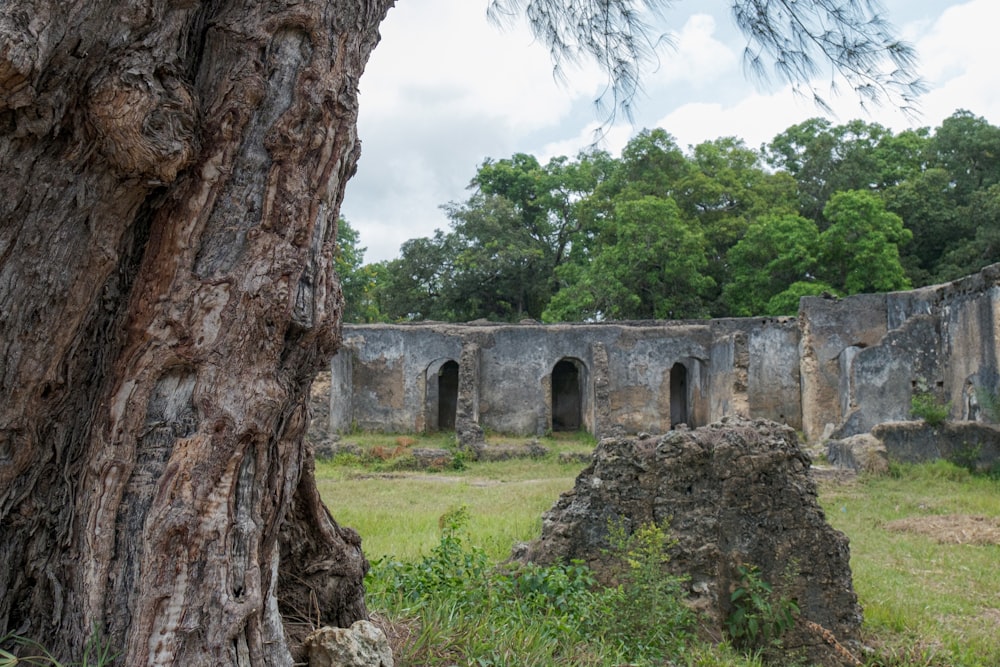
[819,462,1000,666]
[317,431,593,561]
[318,436,1000,666]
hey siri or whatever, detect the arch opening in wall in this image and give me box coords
[670,362,688,428]
[424,358,459,432]
[437,360,459,431]
[552,358,584,432]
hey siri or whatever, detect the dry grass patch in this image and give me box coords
[884,514,1000,545]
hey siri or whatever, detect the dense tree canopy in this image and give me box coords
[358,110,1000,323]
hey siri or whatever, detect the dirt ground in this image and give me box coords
[884,514,1000,545]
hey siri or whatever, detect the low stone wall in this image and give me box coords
[873,421,1000,471]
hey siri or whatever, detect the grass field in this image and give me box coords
[317,432,1000,666]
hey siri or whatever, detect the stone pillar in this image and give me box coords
[328,348,353,433]
[591,342,613,439]
[455,341,484,449]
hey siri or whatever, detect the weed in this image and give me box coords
[910,391,950,426]
[725,564,799,651]
[0,627,116,667]
[593,520,695,662]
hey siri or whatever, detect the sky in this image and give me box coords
[340,0,1000,263]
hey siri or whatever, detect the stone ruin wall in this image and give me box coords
[801,263,1000,441]
[326,264,1000,443]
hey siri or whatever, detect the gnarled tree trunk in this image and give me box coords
[0,0,393,663]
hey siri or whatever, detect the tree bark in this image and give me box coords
[0,0,393,663]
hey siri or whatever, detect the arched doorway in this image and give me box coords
[438,360,459,430]
[552,359,583,432]
[670,362,688,428]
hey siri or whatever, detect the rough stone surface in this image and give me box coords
[408,447,454,469]
[872,420,1000,471]
[826,433,889,474]
[514,417,862,667]
[305,620,394,667]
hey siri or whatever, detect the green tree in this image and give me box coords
[445,193,552,320]
[675,137,799,313]
[377,231,456,321]
[883,167,964,285]
[819,190,912,294]
[931,110,1000,202]
[544,196,714,321]
[766,118,907,223]
[934,184,1000,282]
[767,281,839,316]
[445,151,612,321]
[724,213,823,316]
[336,217,383,322]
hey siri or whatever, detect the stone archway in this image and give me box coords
[670,362,689,428]
[552,358,584,432]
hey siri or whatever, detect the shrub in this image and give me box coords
[725,564,799,652]
[910,391,950,426]
[367,511,699,665]
[592,521,695,661]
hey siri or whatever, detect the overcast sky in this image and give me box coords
[340,0,1000,262]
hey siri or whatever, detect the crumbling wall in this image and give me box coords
[326,264,1000,442]
[799,294,888,442]
[747,319,802,427]
[834,314,940,438]
[935,268,1000,418]
[330,319,801,438]
[334,327,462,432]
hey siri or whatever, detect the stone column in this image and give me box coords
[455,341,484,450]
[591,342,613,439]
[328,348,354,433]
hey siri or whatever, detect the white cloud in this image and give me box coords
[910,0,1000,126]
[360,0,604,131]
[649,14,739,88]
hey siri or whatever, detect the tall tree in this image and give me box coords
[819,190,912,294]
[765,118,903,222]
[544,195,714,320]
[723,213,824,316]
[931,110,1000,202]
[377,231,456,321]
[0,1,389,663]
[0,0,921,663]
[336,218,383,323]
[674,137,799,313]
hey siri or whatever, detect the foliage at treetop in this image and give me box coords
[347,109,1000,323]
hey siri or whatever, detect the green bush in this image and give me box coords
[367,510,701,665]
[910,391,950,426]
[593,521,695,661]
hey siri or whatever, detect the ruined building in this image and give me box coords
[327,264,1000,443]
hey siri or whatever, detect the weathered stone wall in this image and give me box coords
[332,317,803,437]
[799,264,1000,441]
[329,265,1000,442]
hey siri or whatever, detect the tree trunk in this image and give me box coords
[0,0,393,663]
